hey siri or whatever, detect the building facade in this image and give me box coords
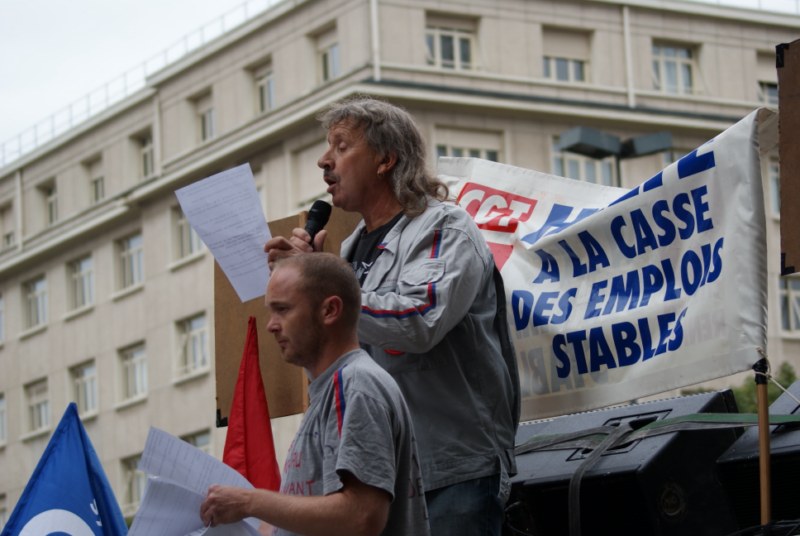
[0,0,797,525]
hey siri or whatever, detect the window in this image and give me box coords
[0,393,6,444]
[172,207,204,260]
[139,133,155,179]
[0,203,13,250]
[117,232,144,290]
[768,156,780,218]
[177,313,209,377]
[552,137,616,186]
[25,379,49,434]
[759,81,778,106]
[426,19,476,71]
[316,27,340,82]
[543,57,586,82]
[23,275,47,330]
[0,294,4,343]
[182,429,211,454]
[435,128,503,163]
[38,180,58,226]
[71,361,98,416]
[119,343,147,402]
[85,157,104,204]
[757,52,778,106]
[542,28,590,83]
[68,255,94,310]
[121,455,146,514]
[254,63,275,114]
[91,177,104,204]
[0,494,7,531]
[780,276,800,334]
[652,43,696,95]
[437,145,499,161]
[195,92,215,142]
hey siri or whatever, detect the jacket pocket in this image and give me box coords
[399,259,445,287]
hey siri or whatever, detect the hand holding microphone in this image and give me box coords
[303,199,332,251]
[264,200,331,268]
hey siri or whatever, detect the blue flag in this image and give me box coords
[2,403,127,535]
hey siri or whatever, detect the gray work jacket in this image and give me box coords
[341,199,520,492]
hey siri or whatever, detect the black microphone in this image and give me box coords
[305,200,332,250]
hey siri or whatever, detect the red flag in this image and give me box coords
[223,316,281,491]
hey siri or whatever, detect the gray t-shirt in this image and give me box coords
[275,349,430,536]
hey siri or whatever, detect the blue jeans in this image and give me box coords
[425,474,504,536]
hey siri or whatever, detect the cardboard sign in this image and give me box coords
[214,207,361,425]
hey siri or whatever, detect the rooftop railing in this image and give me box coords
[1,0,797,169]
[0,0,286,169]
[684,0,800,12]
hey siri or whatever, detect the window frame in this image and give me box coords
[543,56,587,83]
[119,342,148,403]
[172,207,204,262]
[0,203,14,250]
[0,393,6,445]
[25,378,50,434]
[759,81,778,106]
[176,313,210,378]
[317,30,340,83]
[436,144,499,162]
[254,63,276,113]
[140,133,155,179]
[38,180,58,226]
[23,275,47,330]
[84,157,104,205]
[194,93,215,143]
[71,360,98,417]
[68,254,94,311]
[0,493,7,530]
[652,43,696,96]
[768,155,780,219]
[117,232,144,290]
[552,137,617,187]
[779,276,800,335]
[426,25,475,71]
[121,454,146,515]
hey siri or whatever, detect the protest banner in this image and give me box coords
[440,108,775,421]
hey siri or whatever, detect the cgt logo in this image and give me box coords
[457,183,537,269]
[458,183,537,233]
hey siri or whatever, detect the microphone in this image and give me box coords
[305,200,332,250]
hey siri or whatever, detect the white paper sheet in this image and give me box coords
[175,163,271,302]
[128,427,261,536]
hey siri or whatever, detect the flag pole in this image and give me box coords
[753,356,771,526]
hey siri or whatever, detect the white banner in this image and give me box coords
[440,108,775,421]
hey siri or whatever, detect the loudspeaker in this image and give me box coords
[717,380,800,530]
[505,390,741,536]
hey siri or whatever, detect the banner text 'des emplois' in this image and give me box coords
[440,108,774,420]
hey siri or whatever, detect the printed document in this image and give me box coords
[128,427,261,536]
[175,163,271,302]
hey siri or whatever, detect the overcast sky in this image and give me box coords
[0,0,262,146]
